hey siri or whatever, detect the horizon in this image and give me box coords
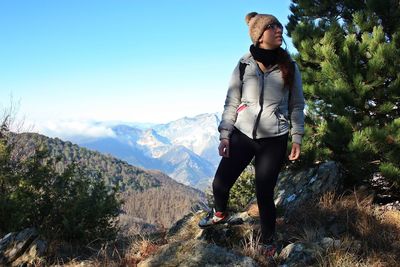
[34,111,222,141]
[0,0,295,136]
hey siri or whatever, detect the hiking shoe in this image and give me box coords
[198,209,228,228]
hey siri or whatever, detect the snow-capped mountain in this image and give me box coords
[156,145,216,189]
[137,129,172,158]
[75,113,221,190]
[153,113,221,166]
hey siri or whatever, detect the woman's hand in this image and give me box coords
[288,142,301,161]
[218,139,230,158]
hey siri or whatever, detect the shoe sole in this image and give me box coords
[198,218,231,228]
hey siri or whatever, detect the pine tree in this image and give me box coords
[287,0,400,187]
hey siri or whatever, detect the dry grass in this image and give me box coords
[240,228,262,259]
[43,232,164,266]
[46,239,125,267]
[284,190,400,267]
[121,236,161,267]
[317,235,398,267]
[294,226,323,244]
[239,228,278,267]
[381,210,400,229]
[166,212,203,242]
[247,202,260,217]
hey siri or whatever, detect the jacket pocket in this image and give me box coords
[275,108,289,134]
[234,103,257,134]
[236,103,248,113]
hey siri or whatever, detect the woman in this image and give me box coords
[199,12,305,255]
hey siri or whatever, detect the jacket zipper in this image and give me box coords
[252,73,266,139]
[275,107,281,134]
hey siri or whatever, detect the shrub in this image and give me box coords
[228,166,256,212]
[0,131,121,242]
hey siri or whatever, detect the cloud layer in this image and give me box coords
[37,120,116,141]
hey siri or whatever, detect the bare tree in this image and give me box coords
[1,96,33,134]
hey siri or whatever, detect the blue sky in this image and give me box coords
[0,0,295,134]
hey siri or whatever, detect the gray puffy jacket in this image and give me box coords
[218,53,305,144]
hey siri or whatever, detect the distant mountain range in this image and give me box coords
[70,113,222,190]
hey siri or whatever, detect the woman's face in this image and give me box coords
[258,22,283,49]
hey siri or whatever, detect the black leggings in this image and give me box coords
[212,128,288,243]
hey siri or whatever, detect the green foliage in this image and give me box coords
[0,132,122,242]
[287,0,400,188]
[380,163,400,187]
[204,166,256,212]
[228,167,256,212]
[292,122,332,168]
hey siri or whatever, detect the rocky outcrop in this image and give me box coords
[131,212,257,266]
[275,161,343,214]
[136,161,346,266]
[246,161,344,218]
[138,239,258,267]
[0,228,47,266]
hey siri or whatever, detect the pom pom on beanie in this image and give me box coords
[245,12,258,25]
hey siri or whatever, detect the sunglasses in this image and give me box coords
[265,22,283,31]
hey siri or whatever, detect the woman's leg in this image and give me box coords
[212,129,255,212]
[254,134,288,243]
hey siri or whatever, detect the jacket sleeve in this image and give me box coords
[218,62,243,140]
[289,63,305,144]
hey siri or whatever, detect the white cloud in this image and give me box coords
[36,120,116,141]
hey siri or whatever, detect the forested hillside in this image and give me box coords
[8,132,205,232]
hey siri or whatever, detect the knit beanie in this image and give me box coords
[245,12,280,45]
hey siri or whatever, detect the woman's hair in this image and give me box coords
[277,47,295,89]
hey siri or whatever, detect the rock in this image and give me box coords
[167,211,254,246]
[380,200,400,211]
[0,228,47,266]
[320,237,340,249]
[279,242,317,266]
[245,161,343,221]
[274,161,344,215]
[279,242,301,259]
[227,211,251,225]
[137,239,258,267]
[11,238,47,267]
[199,223,250,248]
